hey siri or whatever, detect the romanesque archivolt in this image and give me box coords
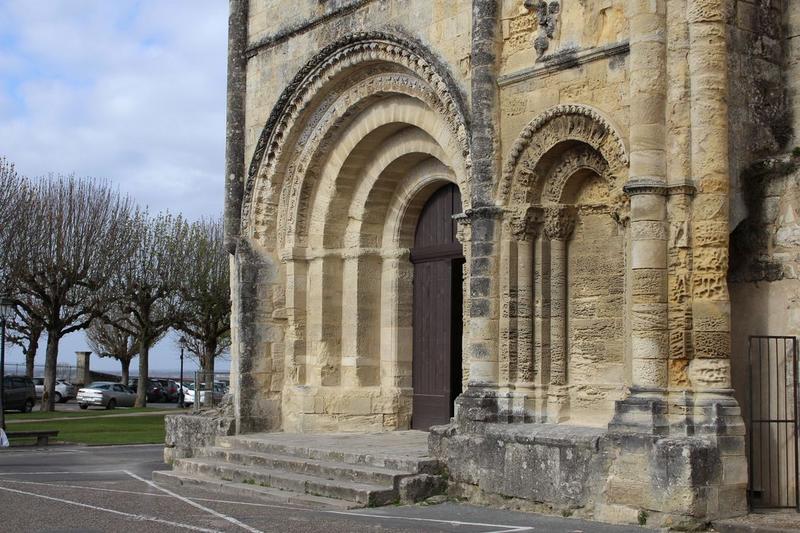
[242,32,471,250]
[497,104,628,206]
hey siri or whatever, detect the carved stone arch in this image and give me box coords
[243,31,471,245]
[542,145,613,204]
[498,104,629,208]
[344,129,449,248]
[288,95,465,249]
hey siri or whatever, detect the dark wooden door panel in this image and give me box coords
[411,183,463,431]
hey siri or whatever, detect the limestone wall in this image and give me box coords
[728,0,788,228]
[244,0,472,176]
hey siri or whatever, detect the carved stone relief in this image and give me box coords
[524,0,561,58]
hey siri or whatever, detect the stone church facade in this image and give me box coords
[214,0,799,527]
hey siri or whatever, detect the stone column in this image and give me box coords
[282,249,308,386]
[686,0,734,394]
[608,0,670,433]
[455,206,504,425]
[453,214,471,388]
[627,184,670,392]
[465,207,503,387]
[306,253,343,387]
[532,220,550,421]
[341,249,381,388]
[509,207,541,422]
[544,205,575,422]
[498,215,518,389]
[75,351,91,387]
[379,248,413,391]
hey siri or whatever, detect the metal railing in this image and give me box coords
[748,335,799,511]
[187,371,230,413]
[2,363,81,382]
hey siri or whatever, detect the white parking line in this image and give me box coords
[125,470,264,533]
[0,485,222,533]
[327,510,535,532]
[0,469,122,475]
[3,473,538,532]
[0,478,310,510]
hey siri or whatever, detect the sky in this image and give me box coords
[0,0,231,376]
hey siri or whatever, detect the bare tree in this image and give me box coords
[112,212,189,407]
[6,176,137,410]
[6,298,44,379]
[86,315,140,386]
[177,218,231,386]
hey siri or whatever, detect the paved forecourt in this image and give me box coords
[0,444,654,532]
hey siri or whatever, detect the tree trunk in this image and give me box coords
[24,328,41,379]
[40,331,60,411]
[135,342,149,407]
[120,358,130,386]
[201,340,216,407]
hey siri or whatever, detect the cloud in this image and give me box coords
[0,0,231,373]
[0,0,228,220]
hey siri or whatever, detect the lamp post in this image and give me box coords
[0,296,16,431]
[178,336,186,409]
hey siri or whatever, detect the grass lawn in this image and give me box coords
[6,406,179,421]
[5,413,168,446]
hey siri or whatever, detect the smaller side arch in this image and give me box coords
[497,104,629,208]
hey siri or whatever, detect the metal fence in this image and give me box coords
[748,335,800,511]
[2,363,81,382]
[188,371,230,412]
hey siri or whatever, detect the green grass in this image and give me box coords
[6,406,180,421]
[6,413,167,446]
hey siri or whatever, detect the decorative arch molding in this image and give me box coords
[283,95,465,249]
[543,146,613,204]
[242,31,471,239]
[498,104,629,207]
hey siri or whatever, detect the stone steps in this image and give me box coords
[196,446,408,487]
[154,431,443,508]
[216,434,440,474]
[172,456,398,506]
[152,470,356,509]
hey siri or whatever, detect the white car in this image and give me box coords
[77,382,136,409]
[32,378,77,403]
[184,382,226,407]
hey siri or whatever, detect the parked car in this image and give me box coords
[130,379,165,402]
[155,379,180,402]
[183,381,226,407]
[32,378,77,403]
[2,375,36,412]
[77,382,136,409]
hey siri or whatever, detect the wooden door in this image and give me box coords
[410,183,463,430]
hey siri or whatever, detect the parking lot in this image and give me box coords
[0,444,653,532]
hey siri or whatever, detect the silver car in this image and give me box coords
[33,378,77,403]
[77,382,136,409]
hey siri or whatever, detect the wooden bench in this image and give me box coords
[6,430,60,446]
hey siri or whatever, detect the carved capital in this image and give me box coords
[623,179,668,197]
[508,206,544,241]
[543,205,576,240]
[452,212,471,244]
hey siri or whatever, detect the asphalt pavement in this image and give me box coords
[0,444,656,533]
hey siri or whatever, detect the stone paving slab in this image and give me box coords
[714,511,800,533]
[236,430,433,459]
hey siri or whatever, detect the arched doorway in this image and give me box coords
[410,183,464,430]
